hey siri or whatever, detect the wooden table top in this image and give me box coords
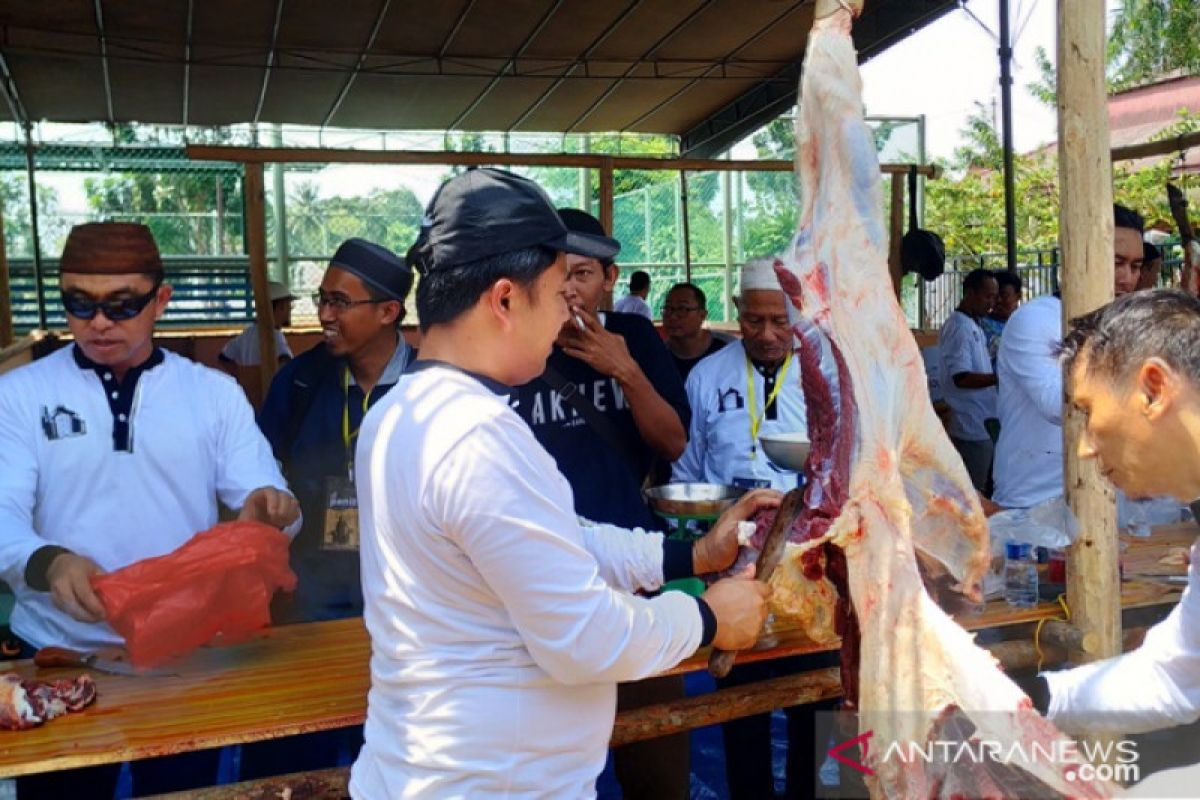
[0,524,1192,777]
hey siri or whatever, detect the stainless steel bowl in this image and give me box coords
[758,432,811,472]
[644,483,747,519]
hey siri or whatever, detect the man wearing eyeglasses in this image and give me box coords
[257,238,414,627]
[662,281,728,380]
[243,238,413,782]
[0,222,300,798]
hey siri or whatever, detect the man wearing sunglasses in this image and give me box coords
[0,222,300,798]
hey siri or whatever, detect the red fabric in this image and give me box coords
[91,521,296,668]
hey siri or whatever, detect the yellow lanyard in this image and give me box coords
[341,366,371,479]
[745,353,791,459]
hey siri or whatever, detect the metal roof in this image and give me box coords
[0,0,956,155]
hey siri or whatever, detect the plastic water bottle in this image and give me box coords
[1005,542,1038,608]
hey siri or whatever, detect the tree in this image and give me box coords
[82,125,244,256]
[1108,0,1200,91]
[1027,0,1200,102]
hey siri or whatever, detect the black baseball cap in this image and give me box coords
[409,168,620,273]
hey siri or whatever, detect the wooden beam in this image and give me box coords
[888,173,905,300]
[243,162,277,401]
[1111,130,1200,163]
[185,145,941,178]
[0,204,12,347]
[599,157,615,311]
[1057,0,1120,679]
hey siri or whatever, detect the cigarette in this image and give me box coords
[574,313,586,331]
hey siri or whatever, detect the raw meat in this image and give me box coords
[762,4,1115,796]
[0,672,96,730]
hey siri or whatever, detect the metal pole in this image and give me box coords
[722,169,733,323]
[679,171,692,284]
[271,124,289,284]
[23,124,45,328]
[999,0,1018,273]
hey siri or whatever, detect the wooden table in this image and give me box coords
[0,525,1192,778]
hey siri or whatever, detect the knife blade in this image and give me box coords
[33,647,174,677]
[708,486,806,678]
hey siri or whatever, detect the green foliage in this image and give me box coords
[1027,0,1200,106]
[1108,0,1200,91]
[952,103,1004,171]
[82,125,244,256]
[284,180,423,257]
[0,174,62,257]
[926,109,1200,258]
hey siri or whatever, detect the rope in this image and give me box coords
[1033,594,1071,672]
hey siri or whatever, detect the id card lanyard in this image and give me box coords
[745,353,790,460]
[341,366,371,481]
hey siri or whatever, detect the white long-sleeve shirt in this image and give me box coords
[350,363,703,800]
[993,296,1064,509]
[0,346,295,651]
[1045,539,1200,734]
[672,339,806,491]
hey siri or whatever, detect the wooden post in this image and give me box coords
[599,157,615,311]
[888,173,905,301]
[0,206,13,347]
[243,162,277,400]
[1058,0,1120,675]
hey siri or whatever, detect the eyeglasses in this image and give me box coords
[311,291,388,312]
[61,281,162,321]
[662,305,702,316]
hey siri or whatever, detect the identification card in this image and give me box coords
[321,476,359,550]
[731,476,771,490]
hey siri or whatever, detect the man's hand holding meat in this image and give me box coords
[692,488,782,575]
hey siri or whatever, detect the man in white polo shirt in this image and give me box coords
[938,268,999,492]
[0,222,299,798]
[993,203,1144,509]
[350,168,774,799]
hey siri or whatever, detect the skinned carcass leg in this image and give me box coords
[769,6,1116,797]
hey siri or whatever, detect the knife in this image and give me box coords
[33,647,174,677]
[708,486,806,678]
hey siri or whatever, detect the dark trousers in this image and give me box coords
[16,748,221,799]
[717,655,838,799]
[238,727,364,782]
[613,675,689,800]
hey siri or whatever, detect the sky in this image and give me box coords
[859,0,1059,161]
[39,0,1064,214]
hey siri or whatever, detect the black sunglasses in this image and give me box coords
[61,280,162,321]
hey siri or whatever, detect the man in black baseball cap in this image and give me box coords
[348,168,774,797]
[407,167,618,276]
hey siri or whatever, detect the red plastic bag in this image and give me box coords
[91,521,297,669]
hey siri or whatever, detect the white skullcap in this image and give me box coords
[738,257,782,294]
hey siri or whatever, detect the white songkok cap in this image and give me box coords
[738,257,782,294]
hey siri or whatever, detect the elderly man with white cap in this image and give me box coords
[672,256,831,800]
[673,256,809,492]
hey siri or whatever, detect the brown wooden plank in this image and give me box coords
[0,206,12,348]
[184,145,941,177]
[243,162,277,401]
